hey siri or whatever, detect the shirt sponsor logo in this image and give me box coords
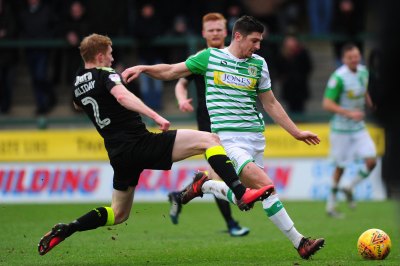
[74,72,93,86]
[214,71,256,90]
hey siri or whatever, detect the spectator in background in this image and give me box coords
[255,24,278,81]
[18,0,59,115]
[132,2,165,111]
[278,0,304,34]
[367,46,382,110]
[331,0,366,66]
[276,35,312,116]
[307,0,333,35]
[85,0,128,38]
[165,15,192,63]
[0,0,17,114]
[240,0,281,34]
[63,1,90,85]
[85,0,130,65]
[226,2,244,36]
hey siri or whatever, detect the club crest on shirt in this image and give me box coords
[248,65,257,76]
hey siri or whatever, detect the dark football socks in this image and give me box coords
[66,207,115,237]
[205,145,246,199]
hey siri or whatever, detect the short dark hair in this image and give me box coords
[232,15,264,38]
[341,43,359,57]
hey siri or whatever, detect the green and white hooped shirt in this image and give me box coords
[324,64,369,133]
[185,48,271,133]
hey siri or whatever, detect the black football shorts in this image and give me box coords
[110,130,177,191]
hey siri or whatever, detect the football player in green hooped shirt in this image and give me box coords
[323,43,377,218]
[168,12,250,238]
[123,15,324,259]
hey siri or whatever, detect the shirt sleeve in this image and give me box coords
[257,59,272,93]
[103,69,122,92]
[185,48,211,75]
[324,73,343,101]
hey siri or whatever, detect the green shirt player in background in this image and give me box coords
[323,43,377,218]
[123,15,324,260]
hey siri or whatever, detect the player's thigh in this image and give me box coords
[219,132,264,174]
[172,129,219,162]
[330,132,353,166]
[354,130,377,159]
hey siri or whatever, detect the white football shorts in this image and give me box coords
[329,129,376,167]
[218,131,265,175]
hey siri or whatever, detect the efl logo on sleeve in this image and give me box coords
[109,74,121,83]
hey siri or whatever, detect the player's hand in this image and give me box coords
[294,131,320,145]
[347,110,364,121]
[178,98,194,112]
[122,66,142,83]
[154,115,170,132]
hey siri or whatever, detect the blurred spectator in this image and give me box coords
[165,15,192,63]
[241,0,281,34]
[85,0,130,65]
[307,0,333,35]
[226,2,244,36]
[132,2,165,111]
[331,0,366,66]
[278,0,304,34]
[276,35,312,116]
[367,46,382,111]
[63,1,89,85]
[255,24,278,81]
[0,0,17,114]
[85,0,128,37]
[46,0,68,88]
[203,0,228,14]
[18,0,59,115]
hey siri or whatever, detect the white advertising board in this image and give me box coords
[0,158,385,203]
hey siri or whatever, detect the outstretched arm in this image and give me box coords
[122,62,191,83]
[175,78,194,112]
[259,90,320,145]
[110,84,170,131]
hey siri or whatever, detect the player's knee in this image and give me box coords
[207,133,221,146]
[366,158,377,171]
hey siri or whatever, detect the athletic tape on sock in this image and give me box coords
[104,207,115,226]
[205,145,227,159]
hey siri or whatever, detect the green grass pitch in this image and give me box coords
[1,200,398,265]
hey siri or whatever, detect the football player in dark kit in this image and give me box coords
[37,33,274,255]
